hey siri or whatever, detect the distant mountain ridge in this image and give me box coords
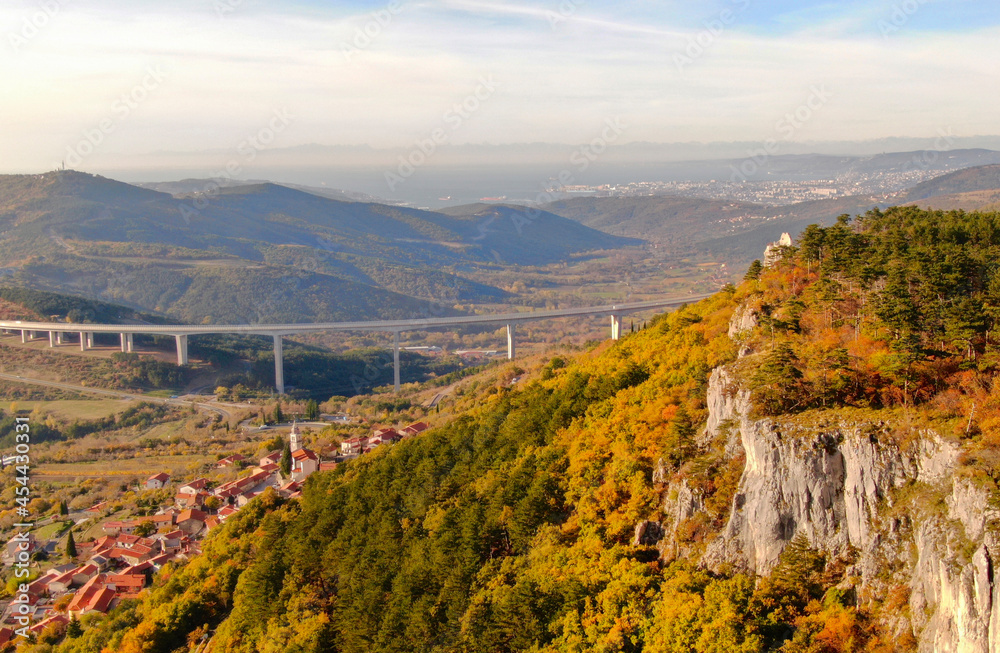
[0,171,637,323]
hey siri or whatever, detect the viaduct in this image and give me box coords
[0,294,713,394]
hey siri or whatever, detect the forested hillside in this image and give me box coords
[0,171,636,323]
[44,206,1000,652]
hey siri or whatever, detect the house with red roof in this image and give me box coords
[259,451,282,467]
[145,472,170,490]
[178,478,209,495]
[67,575,117,617]
[176,509,208,536]
[340,437,365,456]
[401,421,429,437]
[290,448,319,482]
[216,453,245,468]
[176,490,210,509]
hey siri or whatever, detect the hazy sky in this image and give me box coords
[2,0,999,172]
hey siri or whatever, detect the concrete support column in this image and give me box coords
[79,332,87,351]
[126,333,133,352]
[611,314,622,341]
[86,332,95,348]
[507,323,516,360]
[120,333,128,352]
[393,330,401,393]
[49,331,56,347]
[56,332,63,345]
[175,335,188,366]
[21,330,27,344]
[273,334,284,395]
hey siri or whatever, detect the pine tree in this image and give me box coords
[66,616,82,638]
[280,439,292,477]
[666,403,697,468]
[273,401,284,424]
[65,530,77,559]
[744,259,763,281]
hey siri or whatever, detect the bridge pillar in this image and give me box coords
[273,335,284,394]
[175,335,188,366]
[87,332,95,349]
[56,332,63,345]
[126,333,133,352]
[79,332,87,350]
[120,333,128,352]
[393,330,401,393]
[610,314,622,341]
[21,330,27,344]
[49,331,56,347]
[507,324,516,360]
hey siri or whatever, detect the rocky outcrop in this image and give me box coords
[633,520,664,546]
[703,365,750,457]
[692,359,1000,651]
[658,480,705,560]
[728,302,759,358]
[658,298,1000,650]
[728,302,759,339]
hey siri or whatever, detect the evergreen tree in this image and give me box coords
[66,615,82,639]
[752,342,807,415]
[666,403,697,468]
[273,401,284,424]
[305,399,320,420]
[799,223,827,262]
[280,439,292,477]
[58,499,68,516]
[744,259,763,281]
[65,530,77,559]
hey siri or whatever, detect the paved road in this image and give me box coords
[0,372,234,419]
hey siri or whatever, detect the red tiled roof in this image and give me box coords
[147,472,170,483]
[292,448,317,461]
[67,575,117,615]
[177,508,207,523]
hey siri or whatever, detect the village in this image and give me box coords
[0,418,429,644]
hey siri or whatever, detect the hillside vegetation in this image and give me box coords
[0,172,636,323]
[40,205,1000,652]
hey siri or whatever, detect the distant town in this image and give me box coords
[545,166,951,206]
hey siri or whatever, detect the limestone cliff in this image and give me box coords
[673,304,1000,652]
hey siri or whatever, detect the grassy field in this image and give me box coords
[34,454,207,482]
[14,399,133,421]
[35,519,72,540]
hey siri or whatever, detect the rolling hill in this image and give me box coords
[0,171,639,323]
[542,193,888,264]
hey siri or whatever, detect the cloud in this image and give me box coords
[0,0,998,173]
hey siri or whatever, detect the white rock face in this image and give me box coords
[692,356,998,651]
[728,302,759,340]
[703,366,751,456]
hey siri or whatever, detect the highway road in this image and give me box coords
[0,294,717,337]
